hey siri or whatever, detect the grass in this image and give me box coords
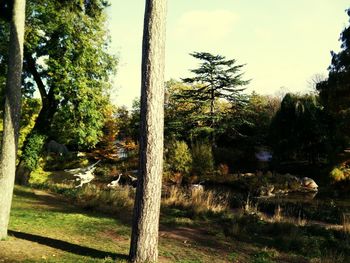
[4,187,130,262]
[343,213,350,233]
[0,186,253,262]
[222,212,350,261]
[162,186,228,215]
[2,182,349,262]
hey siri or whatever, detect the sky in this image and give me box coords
[107,0,350,108]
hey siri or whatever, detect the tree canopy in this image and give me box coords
[0,0,117,149]
[270,93,329,164]
[317,8,350,148]
[179,52,249,125]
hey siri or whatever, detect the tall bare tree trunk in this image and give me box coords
[0,0,26,239]
[129,0,167,262]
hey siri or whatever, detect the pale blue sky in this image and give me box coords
[107,1,349,108]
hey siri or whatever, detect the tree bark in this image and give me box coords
[15,54,59,185]
[129,0,167,262]
[0,0,26,239]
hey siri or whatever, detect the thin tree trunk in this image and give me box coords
[129,0,167,262]
[0,0,26,239]
[15,53,59,185]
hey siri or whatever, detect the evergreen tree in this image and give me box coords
[180,52,249,127]
[129,0,167,262]
[317,8,350,148]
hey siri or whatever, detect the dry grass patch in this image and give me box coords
[342,213,350,233]
[162,186,229,214]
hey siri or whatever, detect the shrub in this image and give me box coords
[330,167,346,182]
[29,166,51,185]
[166,140,192,174]
[22,132,47,170]
[191,142,214,176]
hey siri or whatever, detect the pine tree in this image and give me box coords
[317,8,350,149]
[181,52,249,126]
[129,0,167,262]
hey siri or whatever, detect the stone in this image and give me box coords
[301,177,318,191]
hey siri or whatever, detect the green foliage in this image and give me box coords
[28,166,51,185]
[330,165,350,182]
[0,0,118,151]
[176,52,249,141]
[165,140,192,175]
[317,8,350,151]
[252,251,275,263]
[165,80,204,141]
[44,154,89,171]
[181,52,249,106]
[215,92,279,169]
[270,93,329,163]
[22,132,47,170]
[223,214,350,260]
[191,142,214,176]
[17,98,41,158]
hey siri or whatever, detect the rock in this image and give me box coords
[301,177,318,191]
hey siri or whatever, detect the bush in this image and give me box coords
[22,132,47,170]
[191,142,214,176]
[29,166,51,185]
[165,140,192,176]
[330,167,346,182]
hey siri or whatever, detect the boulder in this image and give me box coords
[301,177,318,191]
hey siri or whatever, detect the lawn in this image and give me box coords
[0,186,346,262]
[0,186,241,262]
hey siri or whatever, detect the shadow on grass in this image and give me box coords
[13,186,130,222]
[8,230,128,260]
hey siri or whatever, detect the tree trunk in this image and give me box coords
[15,97,58,185]
[0,0,26,239]
[129,0,167,262]
[15,54,59,185]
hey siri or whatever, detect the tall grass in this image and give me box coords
[162,186,229,214]
[76,184,135,213]
[342,213,350,233]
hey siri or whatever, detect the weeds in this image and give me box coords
[342,213,350,233]
[243,193,259,214]
[273,205,282,222]
[162,186,229,215]
[252,250,275,263]
[76,184,135,213]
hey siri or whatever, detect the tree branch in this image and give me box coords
[24,53,48,103]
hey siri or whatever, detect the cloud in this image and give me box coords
[174,10,238,42]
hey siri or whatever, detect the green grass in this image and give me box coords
[1,185,347,262]
[0,186,243,262]
[5,186,130,262]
